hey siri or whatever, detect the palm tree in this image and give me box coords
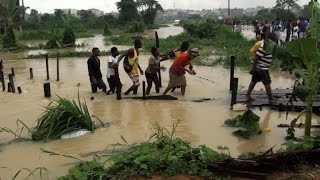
[0,0,28,47]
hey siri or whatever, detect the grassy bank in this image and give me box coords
[108,23,255,68]
[26,51,110,59]
[59,122,232,179]
[59,121,320,179]
[15,29,98,41]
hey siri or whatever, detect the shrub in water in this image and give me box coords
[31,96,95,141]
[46,30,62,49]
[104,24,112,36]
[127,21,145,33]
[62,25,76,47]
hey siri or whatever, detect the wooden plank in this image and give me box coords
[238,89,293,95]
[229,170,267,180]
[122,95,178,100]
[236,97,320,109]
[46,54,50,80]
[229,56,235,91]
[8,74,15,93]
[0,71,5,91]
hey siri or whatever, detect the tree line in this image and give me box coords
[0,0,163,49]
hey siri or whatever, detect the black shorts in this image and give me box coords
[145,72,158,79]
[251,69,271,85]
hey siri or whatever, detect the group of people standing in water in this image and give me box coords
[87,39,200,97]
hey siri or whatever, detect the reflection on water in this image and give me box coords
[0,55,315,179]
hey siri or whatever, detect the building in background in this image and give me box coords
[88,8,104,17]
[61,9,78,17]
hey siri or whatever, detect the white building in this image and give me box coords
[61,9,78,16]
[88,9,104,17]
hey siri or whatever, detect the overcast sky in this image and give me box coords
[24,0,311,14]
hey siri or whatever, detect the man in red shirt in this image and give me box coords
[162,48,199,96]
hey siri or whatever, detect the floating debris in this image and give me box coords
[61,129,91,139]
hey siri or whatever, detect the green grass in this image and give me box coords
[31,96,95,141]
[26,50,128,59]
[59,121,231,179]
[147,24,170,30]
[15,29,97,41]
[109,23,254,68]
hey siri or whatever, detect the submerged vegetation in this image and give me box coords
[31,96,97,141]
[109,22,254,67]
[225,109,262,139]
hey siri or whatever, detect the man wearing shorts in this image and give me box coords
[246,33,278,102]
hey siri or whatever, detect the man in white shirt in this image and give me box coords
[107,47,120,95]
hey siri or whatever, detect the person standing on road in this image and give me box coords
[299,17,309,38]
[87,47,107,94]
[285,19,293,42]
[272,18,282,43]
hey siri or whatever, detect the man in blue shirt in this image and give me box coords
[299,17,308,38]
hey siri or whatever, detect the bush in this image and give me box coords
[16,30,51,40]
[104,24,112,36]
[127,21,145,33]
[46,30,62,49]
[60,122,231,179]
[3,27,17,48]
[31,96,95,141]
[62,25,76,47]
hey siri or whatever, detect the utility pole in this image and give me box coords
[228,0,230,18]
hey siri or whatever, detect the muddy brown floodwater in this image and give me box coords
[0,55,318,179]
[0,25,318,179]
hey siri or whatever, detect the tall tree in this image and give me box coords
[54,9,65,27]
[255,9,274,21]
[137,0,163,25]
[62,10,75,46]
[25,9,39,29]
[274,0,300,10]
[298,5,311,19]
[0,0,28,47]
[116,0,139,23]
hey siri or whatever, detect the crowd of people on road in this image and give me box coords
[87,40,199,97]
[253,17,309,43]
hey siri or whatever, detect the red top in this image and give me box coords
[170,53,191,75]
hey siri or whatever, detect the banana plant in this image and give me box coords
[264,38,320,138]
[285,38,320,137]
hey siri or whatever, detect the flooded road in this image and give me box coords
[1,34,131,60]
[0,55,314,179]
[0,25,317,179]
[2,24,184,61]
[145,24,184,39]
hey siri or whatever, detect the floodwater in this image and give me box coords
[145,24,184,39]
[0,56,316,179]
[0,25,318,179]
[0,24,184,61]
[0,34,132,60]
